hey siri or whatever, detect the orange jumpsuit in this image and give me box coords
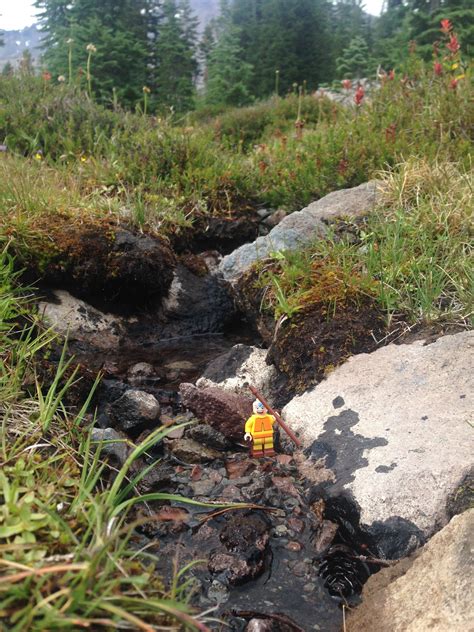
[245,413,276,457]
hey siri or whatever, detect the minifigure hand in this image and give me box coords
[244,433,252,442]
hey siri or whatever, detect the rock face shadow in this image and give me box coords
[306,409,388,488]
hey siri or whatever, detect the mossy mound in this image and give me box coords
[12,214,176,306]
[268,296,384,393]
[236,257,386,393]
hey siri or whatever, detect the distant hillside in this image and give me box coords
[0,25,42,69]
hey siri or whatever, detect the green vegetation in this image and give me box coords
[0,13,472,627]
[0,250,242,629]
[258,159,473,327]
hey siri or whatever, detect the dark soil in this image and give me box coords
[172,208,261,255]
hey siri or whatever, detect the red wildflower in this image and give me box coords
[258,160,268,174]
[388,69,395,80]
[440,19,452,34]
[337,158,349,174]
[341,79,352,90]
[385,123,396,143]
[42,71,52,81]
[447,34,460,54]
[450,78,458,90]
[434,61,443,76]
[354,85,364,107]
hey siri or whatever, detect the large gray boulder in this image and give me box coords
[283,331,474,552]
[219,181,382,282]
[347,509,474,632]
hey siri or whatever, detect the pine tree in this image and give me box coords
[336,36,373,79]
[205,15,253,107]
[150,0,198,112]
[2,62,14,76]
[372,0,410,69]
[34,0,148,106]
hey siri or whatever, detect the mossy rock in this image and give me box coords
[13,215,176,307]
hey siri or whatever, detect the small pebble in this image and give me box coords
[286,541,302,552]
[274,524,288,537]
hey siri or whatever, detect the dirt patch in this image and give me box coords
[13,214,176,306]
[171,192,261,255]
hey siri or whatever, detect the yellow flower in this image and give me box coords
[451,63,459,70]
[80,156,87,162]
[455,74,465,80]
[34,152,43,161]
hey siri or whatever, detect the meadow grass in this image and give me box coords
[256,159,473,328]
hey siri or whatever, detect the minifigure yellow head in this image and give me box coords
[253,399,266,415]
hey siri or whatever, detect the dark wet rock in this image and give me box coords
[166,438,222,464]
[208,513,270,585]
[160,264,235,335]
[286,541,303,552]
[179,383,253,442]
[207,579,230,604]
[97,379,128,405]
[225,458,255,479]
[312,520,339,556]
[109,389,161,431]
[241,477,268,503]
[187,424,231,451]
[288,560,312,578]
[135,463,176,493]
[219,485,242,501]
[191,479,217,496]
[90,427,129,465]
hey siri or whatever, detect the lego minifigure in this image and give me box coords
[244,400,276,458]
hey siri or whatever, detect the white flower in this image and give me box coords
[86,43,97,53]
[57,75,66,82]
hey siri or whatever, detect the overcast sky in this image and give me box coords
[0,0,385,30]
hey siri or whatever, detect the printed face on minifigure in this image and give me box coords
[253,400,266,415]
